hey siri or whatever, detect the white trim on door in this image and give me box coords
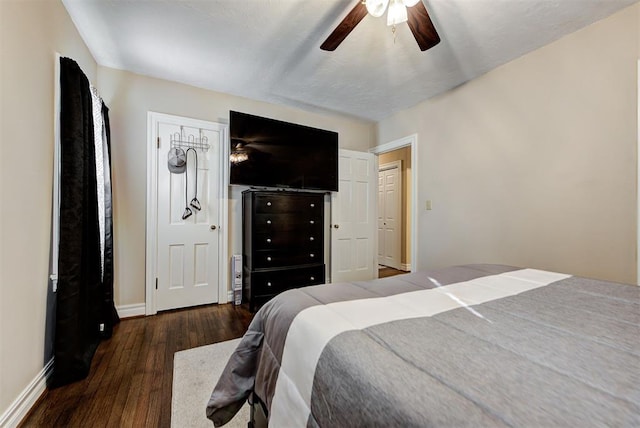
[370,134,418,272]
[146,112,229,315]
[146,113,157,315]
[637,59,640,285]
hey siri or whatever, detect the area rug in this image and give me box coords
[172,338,249,427]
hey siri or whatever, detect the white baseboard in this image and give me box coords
[0,358,54,427]
[117,303,146,319]
[401,263,412,272]
[227,290,234,302]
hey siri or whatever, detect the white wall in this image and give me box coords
[0,0,98,417]
[96,67,376,306]
[378,4,639,284]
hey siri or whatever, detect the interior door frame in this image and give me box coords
[370,134,418,272]
[145,111,230,315]
[378,160,403,269]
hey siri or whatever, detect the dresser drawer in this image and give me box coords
[254,230,323,251]
[253,247,322,269]
[253,213,322,233]
[252,265,325,297]
[254,194,322,214]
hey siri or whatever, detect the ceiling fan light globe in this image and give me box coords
[402,0,420,7]
[387,0,408,26]
[365,0,389,18]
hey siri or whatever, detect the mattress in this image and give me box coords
[206,264,640,427]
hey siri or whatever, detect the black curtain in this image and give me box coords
[51,57,119,388]
[101,103,119,337]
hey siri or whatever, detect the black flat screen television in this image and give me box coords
[229,111,338,192]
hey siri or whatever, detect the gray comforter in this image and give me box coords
[206,264,640,427]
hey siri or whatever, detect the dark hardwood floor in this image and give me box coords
[21,303,253,427]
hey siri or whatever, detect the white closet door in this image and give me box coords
[330,149,376,283]
[155,119,224,311]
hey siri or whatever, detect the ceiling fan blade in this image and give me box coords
[320,2,368,51]
[407,1,440,51]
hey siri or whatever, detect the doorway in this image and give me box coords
[378,160,402,270]
[371,134,418,275]
[146,112,229,314]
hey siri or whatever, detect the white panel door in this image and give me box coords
[378,162,402,269]
[331,149,376,283]
[156,120,223,311]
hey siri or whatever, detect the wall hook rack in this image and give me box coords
[170,126,209,151]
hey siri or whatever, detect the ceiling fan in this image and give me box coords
[320,0,440,52]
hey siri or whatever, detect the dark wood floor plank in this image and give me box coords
[78,326,132,424]
[106,324,146,426]
[77,324,132,426]
[119,321,150,427]
[128,319,154,427]
[20,303,252,427]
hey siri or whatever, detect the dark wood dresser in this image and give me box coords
[242,190,326,311]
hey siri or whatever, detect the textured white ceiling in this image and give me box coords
[62,0,637,122]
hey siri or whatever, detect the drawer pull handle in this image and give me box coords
[310,220,314,224]
[267,202,272,206]
[309,237,314,241]
[266,238,271,243]
[266,220,271,224]
[310,276,315,281]
[310,253,315,258]
[310,203,315,207]
[267,256,272,261]
[267,282,272,287]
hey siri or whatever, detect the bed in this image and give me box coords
[206,264,640,427]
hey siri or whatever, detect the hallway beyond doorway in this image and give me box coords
[378,265,406,278]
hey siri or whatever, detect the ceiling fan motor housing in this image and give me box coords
[320,0,440,51]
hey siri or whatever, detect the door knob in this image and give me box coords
[210,225,217,230]
[333,224,339,229]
